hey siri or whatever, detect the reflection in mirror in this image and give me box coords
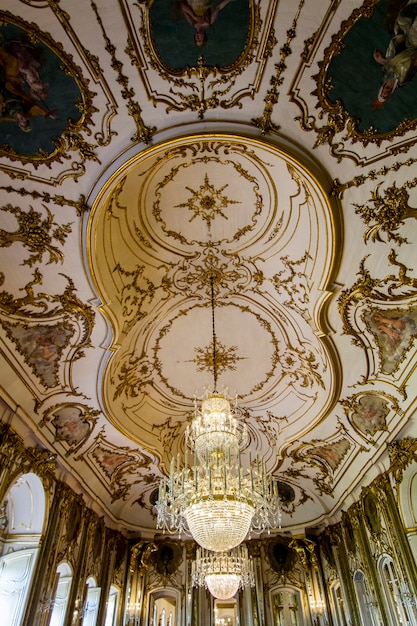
[214,597,238,626]
[150,594,176,626]
[272,588,302,626]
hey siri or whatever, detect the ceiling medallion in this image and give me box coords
[156,274,281,551]
[174,173,240,230]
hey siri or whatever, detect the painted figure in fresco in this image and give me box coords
[0,37,57,131]
[352,396,388,436]
[371,310,416,347]
[373,0,417,107]
[6,40,49,101]
[179,0,236,46]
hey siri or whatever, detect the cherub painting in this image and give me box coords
[93,445,133,478]
[0,18,82,157]
[368,308,417,373]
[310,439,351,472]
[372,0,417,108]
[51,405,92,451]
[6,322,73,387]
[351,395,389,437]
[326,0,417,137]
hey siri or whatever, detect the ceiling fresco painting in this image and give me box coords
[148,0,251,70]
[0,12,89,166]
[325,0,417,137]
[0,0,416,539]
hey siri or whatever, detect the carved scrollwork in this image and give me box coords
[388,437,417,484]
[134,0,263,119]
[252,0,304,134]
[354,180,417,245]
[0,203,72,267]
[89,2,156,143]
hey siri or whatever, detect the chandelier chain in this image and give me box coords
[210,273,218,392]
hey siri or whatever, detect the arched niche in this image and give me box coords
[0,472,46,626]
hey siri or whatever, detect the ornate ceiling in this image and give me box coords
[0,0,416,538]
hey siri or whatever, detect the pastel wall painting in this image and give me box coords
[51,406,92,450]
[326,0,417,137]
[351,394,389,437]
[149,0,250,70]
[309,439,351,472]
[368,307,417,374]
[0,17,82,158]
[4,322,74,388]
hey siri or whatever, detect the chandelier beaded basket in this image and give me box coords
[155,275,281,552]
[191,544,255,600]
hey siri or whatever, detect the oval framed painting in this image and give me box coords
[145,0,255,74]
[318,0,417,145]
[0,12,92,165]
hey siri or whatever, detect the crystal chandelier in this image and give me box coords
[191,544,255,600]
[155,275,281,551]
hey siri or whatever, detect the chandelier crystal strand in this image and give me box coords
[155,273,281,550]
[155,389,281,550]
[192,544,255,600]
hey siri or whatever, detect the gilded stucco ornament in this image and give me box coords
[0,203,72,266]
[89,133,340,518]
[288,537,319,571]
[129,541,157,574]
[388,437,417,484]
[354,181,417,245]
[90,1,156,143]
[129,0,272,118]
[331,156,417,200]
[272,252,312,319]
[252,0,304,134]
[0,271,94,391]
[338,249,417,379]
[0,185,88,217]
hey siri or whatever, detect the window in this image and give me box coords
[353,570,377,626]
[379,555,417,626]
[331,583,348,626]
[83,577,101,626]
[104,585,119,626]
[50,562,73,626]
